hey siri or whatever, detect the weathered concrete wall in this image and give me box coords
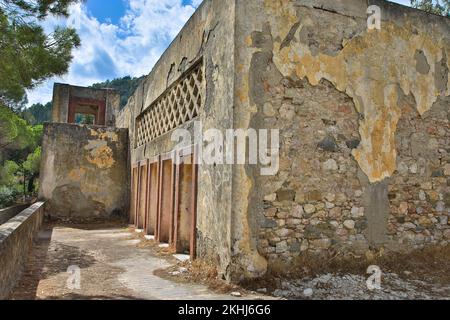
[232,0,450,279]
[52,83,120,127]
[117,0,236,279]
[0,202,45,299]
[0,204,30,225]
[118,0,449,281]
[39,123,129,220]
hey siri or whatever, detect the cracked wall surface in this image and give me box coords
[39,123,129,220]
[117,0,235,280]
[117,0,449,281]
[233,0,449,279]
[268,1,449,183]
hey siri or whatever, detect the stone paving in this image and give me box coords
[8,223,263,300]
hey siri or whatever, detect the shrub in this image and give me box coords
[0,186,19,208]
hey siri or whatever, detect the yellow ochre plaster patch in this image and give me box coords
[84,140,115,169]
[264,1,449,183]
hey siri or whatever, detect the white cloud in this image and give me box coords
[390,0,412,6]
[26,0,199,106]
[27,0,411,106]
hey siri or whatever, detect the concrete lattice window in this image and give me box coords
[135,61,204,147]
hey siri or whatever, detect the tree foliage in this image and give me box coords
[0,0,83,108]
[0,105,42,163]
[22,101,52,124]
[0,104,43,207]
[0,104,32,151]
[411,0,450,16]
[0,160,19,185]
[0,1,83,207]
[91,75,145,109]
[23,146,41,174]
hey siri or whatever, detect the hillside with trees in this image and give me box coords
[22,102,52,125]
[91,75,145,110]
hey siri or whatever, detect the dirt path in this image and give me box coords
[11,222,447,300]
[9,223,261,300]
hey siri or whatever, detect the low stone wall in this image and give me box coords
[0,202,45,299]
[0,204,31,225]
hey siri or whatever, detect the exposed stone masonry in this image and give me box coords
[389,95,450,247]
[256,78,370,261]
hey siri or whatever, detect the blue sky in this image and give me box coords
[86,0,127,25]
[26,0,411,106]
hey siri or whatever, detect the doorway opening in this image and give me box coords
[146,158,159,236]
[74,113,96,125]
[130,166,138,225]
[174,147,198,259]
[130,147,198,259]
[158,154,174,244]
[136,161,148,230]
[68,97,106,126]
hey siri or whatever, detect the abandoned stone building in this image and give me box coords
[35,0,449,282]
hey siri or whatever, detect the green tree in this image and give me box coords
[0,0,83,108]
[91,75,145,109]
[411,0,450,16]
[0,104,32,152]
[0,185,19,207]
[22,146,41,194]
[1,104,43,207]
[0,160,19,186]
[0,160,20,207]
[23,101,52,124]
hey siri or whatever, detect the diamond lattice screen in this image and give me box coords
[135,63,204,147]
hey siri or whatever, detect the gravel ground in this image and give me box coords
[270,272,450,300]
[8,222,450,300]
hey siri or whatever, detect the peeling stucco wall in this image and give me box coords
[267,1,449,183]
[233,0,449,279]
[117,0,449,281]
[39,123,129,220]
[117,0,236,280]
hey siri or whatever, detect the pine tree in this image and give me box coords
[411,0,450,17]
[0,0,84,108]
